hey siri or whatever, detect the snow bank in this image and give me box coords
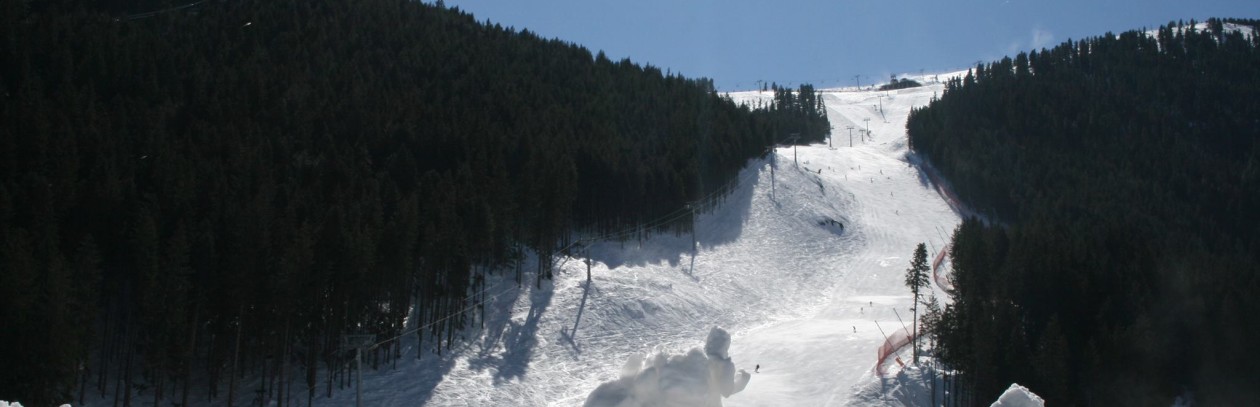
[990,383,1045,407]
[584,327,751,407]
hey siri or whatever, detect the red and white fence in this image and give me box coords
[873,326,915,377]
[932,243,954,293]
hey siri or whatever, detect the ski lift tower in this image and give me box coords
[766,145,776,200]
[341,334,377,407]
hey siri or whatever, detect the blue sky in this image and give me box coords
[444,0,1257,91]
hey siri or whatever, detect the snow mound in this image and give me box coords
[0,402,69,407]
[584,327,752,407]
[990,383,1045,407]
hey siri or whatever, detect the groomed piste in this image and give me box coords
[300,74,966,406]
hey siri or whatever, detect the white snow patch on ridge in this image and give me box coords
[1144,21,1256,40]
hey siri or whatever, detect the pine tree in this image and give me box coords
[919,293,942,346]
[904,242,930,364]
[919,293,943,406]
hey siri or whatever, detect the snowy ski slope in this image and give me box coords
[308,75,965,407]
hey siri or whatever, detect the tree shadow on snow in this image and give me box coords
[906,151,983,221]
[904,151,936,191]
[583,158,762,270]
[464,277,554,385]
[494,279,553,383]
[472,279,528,360]
[399,262,561,404]
[380,301,488,405]
[400,346,460,406]
[560,279,595,355]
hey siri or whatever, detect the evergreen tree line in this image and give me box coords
[908,19,1260,405]
[879,77,922,91]
[0,0,829,404]
[767,83,829,144]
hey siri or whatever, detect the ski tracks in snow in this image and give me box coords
[341,78,964,407]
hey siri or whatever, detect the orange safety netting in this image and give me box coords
[874,326,914,377]
[932,243,954,293]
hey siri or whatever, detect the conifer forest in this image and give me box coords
[0,0,828,404]
[910,18,1260,406]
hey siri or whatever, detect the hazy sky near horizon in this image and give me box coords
[443,0,1257,90]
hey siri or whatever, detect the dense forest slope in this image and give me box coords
[909,19,1260,405]
[0,0,827,404]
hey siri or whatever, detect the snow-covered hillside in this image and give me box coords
[292,76,964,407]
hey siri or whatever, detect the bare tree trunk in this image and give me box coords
[228,305,243,407]
[306,332,317,407]
[260,346,270,406]
[280,323,290,407]
[99,297,117,398]
[325,353,333,398]
[930,360,937,407]
[912,301,918,363]
[113,358,122,407]
[152,374,161,407]
[112,315,125,407]
[181,304,199,407]
[515,242,523,284]
[77,361,86,406]
[339,357,347,390]
[123,335,133,407]
[208,336,218,401]
[416,327,424,362]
